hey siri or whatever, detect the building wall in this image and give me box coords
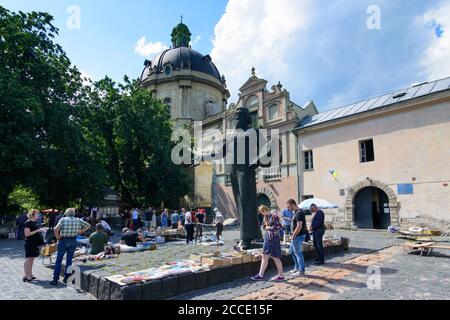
[297,99,450,224]
[216,175,298,218]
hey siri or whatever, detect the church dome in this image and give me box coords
[140,22,224,83]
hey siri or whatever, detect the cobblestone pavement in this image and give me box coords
[0,239,93,300]
[174,230,450,300]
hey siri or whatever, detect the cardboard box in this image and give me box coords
[220,257,233,267]
[42,244,58,256]
[230,256,242,265]
[241,253,252,264]
[201,257,223,268]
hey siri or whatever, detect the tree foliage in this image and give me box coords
[0,6,104,213]
[81,77,192,208]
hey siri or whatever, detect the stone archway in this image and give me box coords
[257,186,278,210]
[345,179,399,227]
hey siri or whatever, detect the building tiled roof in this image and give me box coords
[297,76,450,129]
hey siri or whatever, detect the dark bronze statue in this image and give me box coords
[193,108,274,249]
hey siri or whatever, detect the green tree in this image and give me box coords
[0,6,105,213]
[81,77,191,208]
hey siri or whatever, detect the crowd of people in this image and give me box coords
[16,205,227,285]
[119,206,225,245]
[15,199,326,285]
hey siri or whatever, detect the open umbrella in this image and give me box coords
[299,198,338,210]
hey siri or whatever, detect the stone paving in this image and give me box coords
[173,230,450,300]
[1,228,449,300]
[0,239,93,300]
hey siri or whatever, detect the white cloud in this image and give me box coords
[210,0,313,102]
[134,36,168,58]
[190,35,202,47]
[419,3,450,80]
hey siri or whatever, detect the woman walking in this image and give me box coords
[23,209,45,282]
[251,205,284,282]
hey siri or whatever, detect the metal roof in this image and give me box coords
[298,76,450,129]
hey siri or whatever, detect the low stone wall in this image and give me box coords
[79,238,350,300]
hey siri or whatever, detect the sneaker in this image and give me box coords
[292,271,306,277]
[270,276,285,282]
[251,275,264,281]
[289,269,298,274]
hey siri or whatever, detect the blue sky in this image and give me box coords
[1,0,449,112]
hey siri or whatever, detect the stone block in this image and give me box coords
[142,279,162,300]
[231,264,243,280]
[221,265,233,283]
[109,281,138,300]
[193,270,208,291]
[88,273,100,297]
[177,272,196,295]
[161,275,179,299]
[207,267,224,286]
[242,262,254,277]
[97,277,111,300]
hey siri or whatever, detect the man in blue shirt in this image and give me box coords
[281,206,294,240]
[310,204,326,265]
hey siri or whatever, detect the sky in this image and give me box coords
[1,0,449,112]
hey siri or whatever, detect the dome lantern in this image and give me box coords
[171,19,191,48]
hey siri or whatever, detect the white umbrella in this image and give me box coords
[299,198,338,210]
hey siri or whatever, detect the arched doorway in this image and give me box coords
[354,187,390,229]
[257,194,271,209]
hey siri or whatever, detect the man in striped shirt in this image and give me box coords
[50,208,91,286]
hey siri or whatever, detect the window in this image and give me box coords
[250,111,258,128]
[303,150,314,170]
[245,95,259,107]
[360,139,375,163]
[268,104,279,121]
[163,98,171,114]
[164,66,171,75]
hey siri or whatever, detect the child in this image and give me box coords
[251,205,284,282]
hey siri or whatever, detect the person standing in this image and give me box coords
[287,199,308,277]
[171,210,180,230]
[15,211,28,240]
[89,224,109,255]
[161,209,170,229]
[213,207,225,244]
[194,209,205,243]
[180,208,186,227]
[184,210,194,244]
[121,209,131,229]
[310,204,326,265]
[131,208,139,231]
[144,207,154,230]
[281,206,293,242]
[23,210,45,282]
[50,208,91,286]
[251,206,284,282]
